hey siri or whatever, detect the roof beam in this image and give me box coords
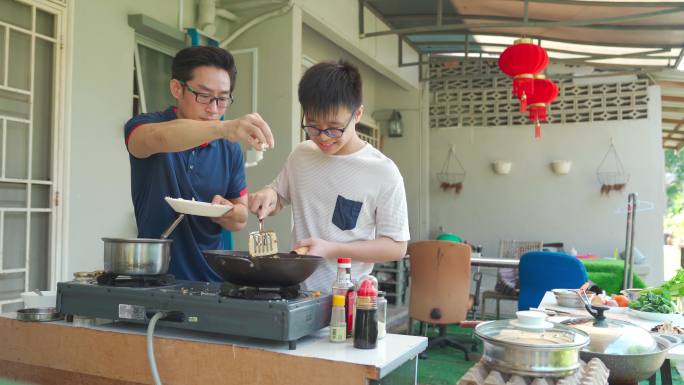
[663,95,684,103]
[657,80,684,89]
[525,0,684,7]
[417,41,669,59]
[664,118,684,125]
[361,7,684,38]
[389,14,684,31]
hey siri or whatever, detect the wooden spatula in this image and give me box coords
[248,218,278,257]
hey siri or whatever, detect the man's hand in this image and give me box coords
[221,113,275,150]
[210,195,246,231]
[293,238,339,259]
[248,187,280,219]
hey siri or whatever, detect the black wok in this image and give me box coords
[203,250,323,287]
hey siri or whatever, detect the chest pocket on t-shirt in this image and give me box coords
[332,195,363,231]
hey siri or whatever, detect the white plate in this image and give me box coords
[629,308,683,322]
[164,197,232,217]
[509,319,555,329]
[607,306,629,314]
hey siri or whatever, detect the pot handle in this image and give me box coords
[160,214,185,240]
[459,320,484,328]
[655,333,683,347]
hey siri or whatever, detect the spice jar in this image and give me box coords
[377,291,387,339]
[353,276,378,349]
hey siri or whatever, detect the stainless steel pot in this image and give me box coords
[474,312,590,377]
[102,237,172,275]
[101,214,184,275]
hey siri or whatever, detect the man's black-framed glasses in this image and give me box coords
[301,109,356,139]
[180,81,234,108]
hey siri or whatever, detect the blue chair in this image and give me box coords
[518,251,588,311]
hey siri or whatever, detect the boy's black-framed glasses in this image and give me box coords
[180,81,234,108]
[301,109,357,139]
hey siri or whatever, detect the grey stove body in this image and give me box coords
[57,279,332,350]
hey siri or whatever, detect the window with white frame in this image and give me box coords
[133,35,177,115]
[0,0,65,312]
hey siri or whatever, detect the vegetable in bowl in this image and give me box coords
[629,292,678,314]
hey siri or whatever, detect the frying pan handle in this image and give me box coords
[291,246,310,255]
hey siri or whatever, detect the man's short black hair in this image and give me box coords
[298,60,362,119]
[172,46,237,93]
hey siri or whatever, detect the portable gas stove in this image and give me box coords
[57,274,332,349]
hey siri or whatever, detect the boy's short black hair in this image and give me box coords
[298,60,362,118]
[172,46,237,93]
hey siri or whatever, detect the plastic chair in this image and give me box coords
[407,240,475,360]
[480,240,543,319]
[518,251,588,311]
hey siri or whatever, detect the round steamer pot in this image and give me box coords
[102,238,172,275]
[474,311,590,377]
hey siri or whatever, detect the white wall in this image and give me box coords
[374,79,429,241]
[429,86,666,286]
[64,0,199,278]
[223,7,301,252]
[296,0,419,91]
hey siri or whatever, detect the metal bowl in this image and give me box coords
[579,334,678,384]
[620,288,643,302]
[17,307,63,322]
[553,289,594,308]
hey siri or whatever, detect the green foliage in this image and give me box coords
[629,292,677,313]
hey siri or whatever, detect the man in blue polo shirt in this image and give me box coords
[124,46,274,282]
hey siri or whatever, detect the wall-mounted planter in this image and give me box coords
[493,160,512,175]
[551,160,572,175]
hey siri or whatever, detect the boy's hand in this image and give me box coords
[221,113,275,150]
[294,238,338,259]
[248,187,278,219]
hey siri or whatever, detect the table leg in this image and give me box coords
[661,359,673,385]
[480,298,486,320]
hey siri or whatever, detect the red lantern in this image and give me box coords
[498,38,549,112]
[527,75,559,139]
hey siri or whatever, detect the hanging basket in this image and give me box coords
[437,146,466,195]
[597,141,630,195]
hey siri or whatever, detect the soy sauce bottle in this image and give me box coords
[353,276,378,349]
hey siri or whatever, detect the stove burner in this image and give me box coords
[96,273,176,287]
[220,284,302,300]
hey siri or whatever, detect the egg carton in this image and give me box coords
[457,358,609,385]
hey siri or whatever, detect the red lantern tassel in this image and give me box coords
[534,120,541,139]
[520,92,527,113]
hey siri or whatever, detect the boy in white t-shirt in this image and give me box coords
[248,60,410,291]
